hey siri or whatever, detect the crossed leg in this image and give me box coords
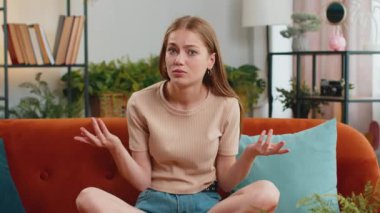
[208,180,280,213]
[76,180,279,213]
[76,187,142,213]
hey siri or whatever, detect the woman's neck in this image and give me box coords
[164,81,209,110]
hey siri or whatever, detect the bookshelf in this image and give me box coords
[267,50,380,124]
[0,0,89,118]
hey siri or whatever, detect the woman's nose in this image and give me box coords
[174,52,184,65]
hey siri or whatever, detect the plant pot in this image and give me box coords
[292,34,309,51]
[291,103,310,118]
[90,93,128,117]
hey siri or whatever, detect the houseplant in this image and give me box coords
[276,78,325,118]
[297,179,380,212]
[280,12,321,51]
[226,64,266,117]
[61,55,162,117]
[4,72,82,118]
[62,58,265,117]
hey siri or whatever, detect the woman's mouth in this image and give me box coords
[172,69,186,77]
[173,69,186,73]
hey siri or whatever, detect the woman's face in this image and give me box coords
[165,29,215,88]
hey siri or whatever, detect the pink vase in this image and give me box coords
[329,34,346,51]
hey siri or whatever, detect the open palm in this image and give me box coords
[74,117,122,150]
[246,129,289,156]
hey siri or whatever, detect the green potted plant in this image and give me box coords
[62,59,265,117]
[61,55,162,117]
[226,64,266,117]
[280,12,321,51]
[4,72,82,118]
[276,78,325,118]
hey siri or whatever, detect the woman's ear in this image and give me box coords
[208,53,216,70]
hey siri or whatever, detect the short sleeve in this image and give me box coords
[218,98,240,156]
[126,94,149,151]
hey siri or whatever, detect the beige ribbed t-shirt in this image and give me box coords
[126,81,240,194]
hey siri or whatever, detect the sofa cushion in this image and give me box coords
[0,138,25,213]
[234,119,339,212]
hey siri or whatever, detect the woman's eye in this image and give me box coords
[167,47,178,55]
[188,50,197,56]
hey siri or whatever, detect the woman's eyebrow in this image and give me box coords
[167,42,177,46]
[168,42,200,49]
[184,44,200,49]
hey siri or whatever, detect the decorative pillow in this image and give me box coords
[234,119,339,212]
[0,138,25,212]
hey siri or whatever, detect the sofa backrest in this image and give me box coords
[0,118,378,212]
[0,118,137,213]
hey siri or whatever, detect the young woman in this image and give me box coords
[74,16,289,213]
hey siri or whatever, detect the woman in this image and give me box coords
[75,16,289,213]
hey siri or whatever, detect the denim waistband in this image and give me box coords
[202,181,218,192]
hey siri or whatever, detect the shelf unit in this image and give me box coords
[0,0,90,118]
[267,50,380,124]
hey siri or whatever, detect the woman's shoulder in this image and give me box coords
[212,94,239,107]
[130,81,164,99]
[208,94,239,115]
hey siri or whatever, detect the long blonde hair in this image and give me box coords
[158,15,244,127]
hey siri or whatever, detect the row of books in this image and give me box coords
[3,15,84,65]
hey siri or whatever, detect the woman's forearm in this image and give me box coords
[218,150,256,192]
[109,143,151,191]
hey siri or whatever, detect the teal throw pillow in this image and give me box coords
[0,138,25,213]
[234,119,338,212]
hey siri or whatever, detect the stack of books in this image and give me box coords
[3,15,85,65]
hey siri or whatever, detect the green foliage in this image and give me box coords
[297,194,338,213]
[61,70,85,103]
[276,78,325,117]
[297,180,380,213]
[61,55,162,100]
[61,57,265,117]
[280,13,321,38]
[7,72,82,118]
[226,64,266,116]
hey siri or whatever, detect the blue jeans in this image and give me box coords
[135,188,221,213]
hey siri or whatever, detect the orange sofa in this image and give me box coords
[0,118,379,212]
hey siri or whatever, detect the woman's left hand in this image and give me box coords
[246,129,289,157]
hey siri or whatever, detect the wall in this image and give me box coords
[0,0,261,111]
[0,0,297,119]
[88,0,250,65]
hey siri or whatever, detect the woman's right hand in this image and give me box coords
[74,117,122,151]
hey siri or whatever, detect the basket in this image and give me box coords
[90,93,128,117]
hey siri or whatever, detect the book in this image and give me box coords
[14,24,29,64]
[39,25,55,64]
[67,15,85,64]
[52,15,65,60]
[30,24,54,64]
[18,24,37,65]
[65,16,80,65]
[3,24,23,64]
[54,15,74,65]
[28,25,44,65]
[2,24,16,64]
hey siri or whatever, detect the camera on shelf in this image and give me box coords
[320,79,343,97]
